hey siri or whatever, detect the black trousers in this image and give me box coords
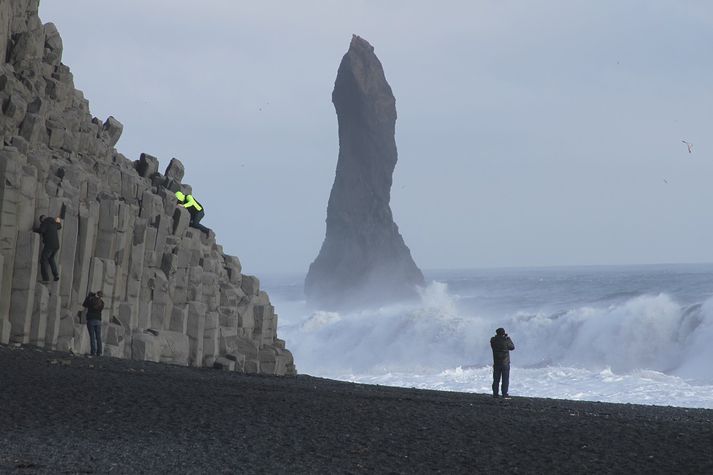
[40,246,59,281]
[492,364,510,396]
[189,210,210,234]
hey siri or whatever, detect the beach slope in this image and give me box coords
[1,344,711,473]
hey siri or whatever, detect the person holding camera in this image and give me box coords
[490,327,515,399]
[82,291,104,356]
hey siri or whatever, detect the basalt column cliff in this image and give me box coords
[305,36,424,309]
[0,1,294,375]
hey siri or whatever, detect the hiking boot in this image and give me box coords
[502,394,512,400]
[492,394,499,399]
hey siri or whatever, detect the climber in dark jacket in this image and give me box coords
[490,328,515,399]
[33,215,62,282]
[175,191,211,235]
[83,291,104,356]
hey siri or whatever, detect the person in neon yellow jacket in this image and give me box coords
[175,191,211,234]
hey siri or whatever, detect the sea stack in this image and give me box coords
[305,35,424,309]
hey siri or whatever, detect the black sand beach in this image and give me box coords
[1,344,712,474]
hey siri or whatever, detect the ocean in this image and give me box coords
[263,264,713,409]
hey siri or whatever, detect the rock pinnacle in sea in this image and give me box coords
[305,35,424,309]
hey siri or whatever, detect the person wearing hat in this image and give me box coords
[490,327,515,399]
[33,215,62,282]
[175,191,210,235]
[83,290,105,356]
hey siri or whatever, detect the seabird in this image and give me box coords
[681,140,693,154]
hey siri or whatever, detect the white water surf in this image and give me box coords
[267,265,713,409]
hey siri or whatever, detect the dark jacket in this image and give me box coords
[490,334,515,366]
[82,294,104,321]
[34,217,62,250]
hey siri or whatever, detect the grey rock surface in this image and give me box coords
[305,35,424,309]
[0,2,295,375]
[164,157,185,182]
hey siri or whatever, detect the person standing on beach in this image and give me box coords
[83,291,104,356]
[34,215,62,282]
[490,328,515,399]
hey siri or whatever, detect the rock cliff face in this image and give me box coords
[0,0,295,375]
[305,35,424,309]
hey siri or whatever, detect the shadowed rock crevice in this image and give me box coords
[306,35,424,309]
[0,1,294,375]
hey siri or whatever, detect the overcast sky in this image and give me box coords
[40,1,713,274]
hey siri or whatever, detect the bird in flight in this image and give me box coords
[681,140,693,154]
[663,178,668,184]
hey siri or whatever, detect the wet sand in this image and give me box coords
[1,343,711,474]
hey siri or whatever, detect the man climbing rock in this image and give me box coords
[175,191,211,235]
[490,327,515,399]
[33,215,62,282]
[83,291,104,356]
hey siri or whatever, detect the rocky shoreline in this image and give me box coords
[1,343,711,474]
[0,0,294,375]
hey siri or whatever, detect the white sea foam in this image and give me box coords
[301,311,341,332]
[270,267,713,409]
[334,366,713,409]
